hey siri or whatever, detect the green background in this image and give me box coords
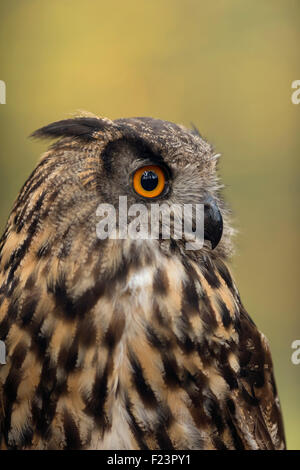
[0,0,299,449]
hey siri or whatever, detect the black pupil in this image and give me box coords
[141,170,159,191]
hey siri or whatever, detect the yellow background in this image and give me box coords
[0,0,299,449]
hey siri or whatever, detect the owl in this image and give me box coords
[0,115,285,450]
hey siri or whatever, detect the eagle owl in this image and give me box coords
[0,115,285,450]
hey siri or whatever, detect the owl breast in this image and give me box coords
[84,239,240,450]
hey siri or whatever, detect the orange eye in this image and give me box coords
[133,165,166,198]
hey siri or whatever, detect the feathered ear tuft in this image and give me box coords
[190,123,202,138]
[30,117,114,141]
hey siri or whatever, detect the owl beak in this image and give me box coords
[204,195,223,249]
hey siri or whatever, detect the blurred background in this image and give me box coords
[0,0,299,449]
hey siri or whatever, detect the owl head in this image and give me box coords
[7,115,233,283]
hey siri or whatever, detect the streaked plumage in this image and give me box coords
[0,115,285,449]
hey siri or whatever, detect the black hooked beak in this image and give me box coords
[203,195,223,250]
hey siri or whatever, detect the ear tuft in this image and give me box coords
[190,123,202,138]
[30,117,111,141]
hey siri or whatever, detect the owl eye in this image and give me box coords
[133,165,166,198]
